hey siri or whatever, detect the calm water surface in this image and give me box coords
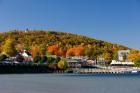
[0,74,140,93]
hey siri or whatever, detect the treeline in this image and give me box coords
[0,30,131,61]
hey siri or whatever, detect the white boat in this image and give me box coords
[131,70,138,73]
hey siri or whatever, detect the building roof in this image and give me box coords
[64,58,79,63]
[111,60,134,65]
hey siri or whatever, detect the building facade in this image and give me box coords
[118,50,130,61]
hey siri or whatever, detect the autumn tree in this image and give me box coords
[102,52,112,61]
[85,46,102,60]
[57,48,66,57]
[40,44,47,56]
[2,38,16,57]
[57,59,67,70]
[66,46,85,56]
[74,46,85,56]
[31,45,40,59]
[66,48,75,56]
[128,50,140,61]
[16,44,24,51]
[47,44,59,55]
[85,47,94,59]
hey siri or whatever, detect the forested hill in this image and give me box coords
[0,30,128,49]
[0,30,132,60]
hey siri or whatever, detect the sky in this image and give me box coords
[0,0,140,49]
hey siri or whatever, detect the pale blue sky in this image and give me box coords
[0,0,140,49]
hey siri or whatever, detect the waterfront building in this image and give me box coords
[118,50,130,61]
[110,60,134,66]
[110,50,134,66]
[66,56,88,62]
[17,50,33,63]
[65,58,82,68]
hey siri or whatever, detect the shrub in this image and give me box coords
[0,54,8,61]
[57,59,67,70]
[40,56,47,64]
[47,57,56,63]
[34,54,41,63]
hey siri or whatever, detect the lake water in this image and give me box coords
[0,74,140,93]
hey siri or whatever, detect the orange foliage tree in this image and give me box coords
[47,44,59,55]
[31,45,40,58]
[66,46,85,56]
[66,48,75,56]
[47,44,67,56]
[75,46,85,56]
[57,48,66,57]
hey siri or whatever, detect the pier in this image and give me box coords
[73,67,140,74]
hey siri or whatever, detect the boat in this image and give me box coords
[131,70,138,73]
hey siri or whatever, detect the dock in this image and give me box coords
[72,67,140,74]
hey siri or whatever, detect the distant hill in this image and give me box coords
[0,30,132,60]
[0,30,129,48]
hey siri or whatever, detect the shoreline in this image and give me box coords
[0,63,139,74]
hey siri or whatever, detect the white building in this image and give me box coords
[111,60,134,66]
[118,50,130,61]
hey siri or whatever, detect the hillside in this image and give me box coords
[0,30,132,60]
